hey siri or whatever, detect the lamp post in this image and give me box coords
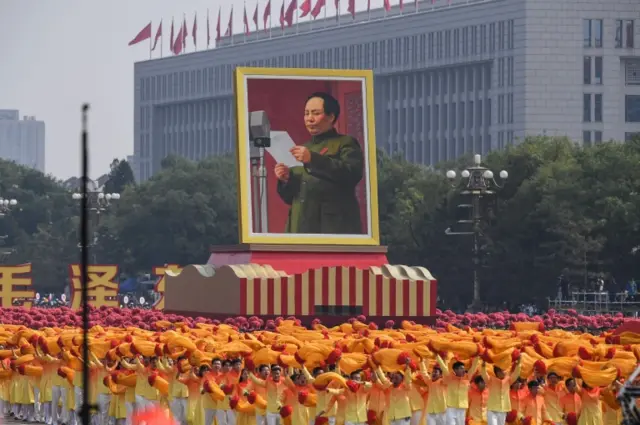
[71,183,120,249]
[0,198,18,217]
[445,154,508,311]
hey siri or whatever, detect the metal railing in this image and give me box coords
[547,291,640,315]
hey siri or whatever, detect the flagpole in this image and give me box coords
[270,2,273,38]
[296,0,299,33]
[149,21,152,59]
[161,25,163,58]
[244,0,248,43]
[183,12,187,53]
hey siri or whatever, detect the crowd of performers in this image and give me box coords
[0,320,636,425]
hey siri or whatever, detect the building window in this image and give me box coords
[594,131,603,143]
[583,20,592,47]
[626,95,640,122]
[583,56,591,84]
[616,20,635,48]
[625,132,640,142]
[583,19,603,48]
[627,60,640,85]
[594,94,602,122]
[594,56,603,84]
[583,94,591,122]
[583,131,592,146]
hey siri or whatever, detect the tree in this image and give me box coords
[97,154,238,272]
[0,159,78,289]
[103,158,136,194]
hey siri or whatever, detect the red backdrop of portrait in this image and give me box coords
[246,78,368,234]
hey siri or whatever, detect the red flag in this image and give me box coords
[253,3,259,29]
[216,8,222,41]
[284,0,297,26]
[170,19,175,52]
[384,0,391,11]
[192,13,198,47]
[182,17,187,48]
[243,5,250,34]
[347,0,355,17]
[173,22,185,54]
[399,0,404,10]
[279,1,285,28]
[128,22,152,46]
[310,0,325,18]
[263,0,271,30]
[299,0,311,17]
[207,10,211,47]
[225,8,233,36]
[152,21,162,51]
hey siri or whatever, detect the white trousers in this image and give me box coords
[256,414,267,425]
[52,385,68,425]
[445,408,466,425]
[171,397,189,425]
[345,422,366,425]
[426,413,446,425]
[487,411,507,425]
[391,419,411,425]
[204,408,217,425]
[216,409,237,425]
[267,412,281,425]
[410,411,422,425]
[95,393,111,425]
[125,401,135,425]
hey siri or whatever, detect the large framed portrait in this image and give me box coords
[234,67,380,246]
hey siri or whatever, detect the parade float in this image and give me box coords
[163,67,437,325]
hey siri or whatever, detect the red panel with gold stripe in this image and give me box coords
[239,265,436,317]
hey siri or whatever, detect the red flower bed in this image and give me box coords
[0,306,628,331]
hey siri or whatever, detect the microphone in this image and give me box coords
[249,111,271,148]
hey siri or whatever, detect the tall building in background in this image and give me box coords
[132,0,639,182]
[0,110,46,173]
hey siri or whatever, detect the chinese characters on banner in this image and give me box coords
[69,264,119,308]
[2,264,183,310]
[152,264,182,310]
[0,264,35,308]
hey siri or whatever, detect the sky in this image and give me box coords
[0,0,350,180]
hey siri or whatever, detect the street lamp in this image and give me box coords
[0,198,18,216]
[71,181,120,250]
[445,154,508,311]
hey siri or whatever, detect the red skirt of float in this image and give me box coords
[163,245,438,327]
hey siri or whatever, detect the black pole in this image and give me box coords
[80,104,92,425]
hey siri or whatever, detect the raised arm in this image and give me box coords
[436,355,449,376]
[248,373,266,388]
[468,357,480,377]
[509,359,522,385]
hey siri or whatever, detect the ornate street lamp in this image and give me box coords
[0,197,18,216]
[445,154,508,311]
[71,181,120,249]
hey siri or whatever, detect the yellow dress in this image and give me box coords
[39,364,54,403]
[17,373,35,405]
[577,388,602,425]
[108,388,128,420]
[65,379,75,411]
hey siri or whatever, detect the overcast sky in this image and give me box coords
[0,0,351,180]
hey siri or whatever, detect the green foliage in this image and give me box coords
[103,159,136,195]
[1,137,639,309]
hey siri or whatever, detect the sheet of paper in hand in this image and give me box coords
[266,131,299,168]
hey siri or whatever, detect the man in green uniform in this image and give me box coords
[274,92,364,234]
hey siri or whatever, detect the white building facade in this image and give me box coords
[132,0,639,182]
[0,110,46,172]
